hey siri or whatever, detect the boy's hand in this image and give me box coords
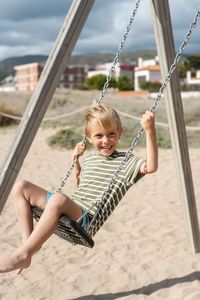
[140,110,156,134]
[72,141,86,187]
[139,110,158,175]
[72,141,86,161]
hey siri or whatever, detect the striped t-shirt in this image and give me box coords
[71,152,144,217]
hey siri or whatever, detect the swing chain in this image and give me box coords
[97,0,141,105]
[55,136,87,193]
[87,8,200,236]
[55,155,79,193]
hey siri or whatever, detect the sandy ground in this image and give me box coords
[0,125,200,300]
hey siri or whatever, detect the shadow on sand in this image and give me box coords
[71,271,200,300]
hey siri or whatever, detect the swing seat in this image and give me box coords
[32,206,94,248]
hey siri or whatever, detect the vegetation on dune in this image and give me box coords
[0,89,199,148]
[48,128,82,149]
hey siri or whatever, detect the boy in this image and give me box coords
[0,104,158,274]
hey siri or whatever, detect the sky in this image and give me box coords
[0,0,199,61]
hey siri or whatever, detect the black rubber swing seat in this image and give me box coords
[32,206,94,248]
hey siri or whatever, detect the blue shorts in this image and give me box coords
[46,192,87,229]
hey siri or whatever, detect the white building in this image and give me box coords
[0,75,16,92]
[134,56,161,91]
[0,86,16,92]
[87,62,135,80]
[138,56,159,68]
[186,70,200,85]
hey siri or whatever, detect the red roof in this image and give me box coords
[137,65,160,71]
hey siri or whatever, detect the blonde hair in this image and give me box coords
[85,104,122,138]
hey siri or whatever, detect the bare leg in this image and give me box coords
[13,180,47,243]
[13,180,48,274]
[0,184,82,273]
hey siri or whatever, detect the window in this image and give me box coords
[59,83,65,89]
[69,74,74,81]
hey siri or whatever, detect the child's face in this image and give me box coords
[87,121,122,156]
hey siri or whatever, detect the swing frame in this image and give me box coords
[34,4,200,248]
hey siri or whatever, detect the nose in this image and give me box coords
[102,135,109,144]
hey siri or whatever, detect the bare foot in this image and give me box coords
[16,245,41,275]
[0,249,31,273]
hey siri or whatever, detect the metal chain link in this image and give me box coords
[55,0,141,193]
[97,0,141,105]
[55,136,87,193]
[87,8,200,235]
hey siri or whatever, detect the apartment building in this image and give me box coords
[15,63,43,92]
[60,65,89,89]
[15,62,89,92]
[87,62,135,80]
[134,56,161,91]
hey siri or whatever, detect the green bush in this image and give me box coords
[187,132,200,148]
[109,77,118,88]
[181,84,200,91]
[85,75,106,90]
[85,74,134,91]
[47,128,93,149]
[85,74,117,90]
[184,55,200,71]
[117,75,134,91]
[47,128,83,149]
[139,80,162,92]
[178,63,187,78]
[156,130,171,149]
[118,125,172,149]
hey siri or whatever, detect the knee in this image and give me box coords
[12,179,30,197]
[47,193,69,211]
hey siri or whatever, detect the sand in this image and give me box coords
[0,125,200,300]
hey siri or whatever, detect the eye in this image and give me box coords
[109,132,116,137]
[94,134,102,138]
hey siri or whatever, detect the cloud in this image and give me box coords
[0,0,71,21]
[0,0,199,61]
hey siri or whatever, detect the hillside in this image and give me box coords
[0,55,48,76]
[0,50,157,77]
[67,49,157,66]
[1,50,199,78]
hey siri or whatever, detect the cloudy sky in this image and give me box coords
[0,0,199,61]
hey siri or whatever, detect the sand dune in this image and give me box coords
[0,126,200,300]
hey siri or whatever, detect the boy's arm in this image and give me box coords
[139,111,158,174]
[71,141,86,188]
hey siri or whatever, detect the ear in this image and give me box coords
[87,136,92,143]
[119,128,123,138]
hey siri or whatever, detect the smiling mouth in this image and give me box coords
[101,145,113,150]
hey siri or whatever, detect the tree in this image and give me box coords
[184,56,200,73]
[86,74,117,90]
[117,75,134,91]
[139,80,161,92]
[178,63,187,78]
